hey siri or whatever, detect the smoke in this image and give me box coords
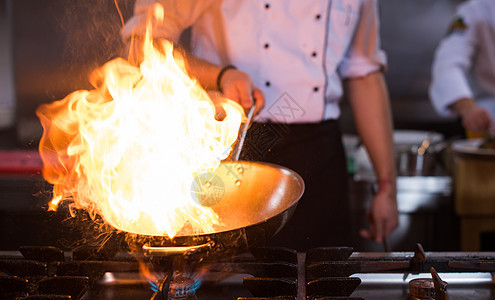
[53,0,135,79]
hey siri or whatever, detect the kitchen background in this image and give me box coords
[1,0,490,252]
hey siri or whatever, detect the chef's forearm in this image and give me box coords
[176,47,224,91]
[345,72,396,188]
[449,97,478,117]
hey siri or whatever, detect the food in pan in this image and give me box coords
[479,131,495,149]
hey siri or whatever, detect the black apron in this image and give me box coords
[240,120,352,251]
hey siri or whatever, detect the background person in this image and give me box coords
[122,0,398,250]
[429,0,495,136]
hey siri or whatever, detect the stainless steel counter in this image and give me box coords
[349,175,458,252]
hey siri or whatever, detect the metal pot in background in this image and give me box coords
[350,130,446,179]
[396,145,437,176]
[394,130,446,176]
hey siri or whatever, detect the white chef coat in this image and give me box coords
[429,0,495,118]
[122,0,387,123]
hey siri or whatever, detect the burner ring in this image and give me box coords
[408,278,435,299]
[168,277,198,299]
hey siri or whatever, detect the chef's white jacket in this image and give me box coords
[122,0,386,123]
[429,0,495,118]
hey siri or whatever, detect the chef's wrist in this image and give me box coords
[450,97,477,118]
[377,178,396,195]
[217,65,237,93]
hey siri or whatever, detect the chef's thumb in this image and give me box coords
[252,87,265,115]
[238,88,253,112]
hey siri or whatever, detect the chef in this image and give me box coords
[122,0,398,250]
[429,0,495,135]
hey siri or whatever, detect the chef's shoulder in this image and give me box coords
[446,0,490,36]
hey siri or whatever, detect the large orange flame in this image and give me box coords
[36,4,244,238]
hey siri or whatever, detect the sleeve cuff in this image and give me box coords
[338,50,387,79]
[429,73,473,116]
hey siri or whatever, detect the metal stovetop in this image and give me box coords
[1,245,494,299]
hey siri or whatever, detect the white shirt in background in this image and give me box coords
[429,0,495,118]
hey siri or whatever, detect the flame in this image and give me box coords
[36,4,244,238]
[139,260,206,295]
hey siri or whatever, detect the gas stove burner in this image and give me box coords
[168,277,198,300]
[407,267,450,300]
[408,278,436,299]
[1,244,494,299]
[151,274,201,300]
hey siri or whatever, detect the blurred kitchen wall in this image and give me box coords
[7,0,135,147]
[3,0,466,147]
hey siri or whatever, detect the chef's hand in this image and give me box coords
[218,68,265,115]
[451,98,492,133]
[360,181,398,243]
[461,107,492,134]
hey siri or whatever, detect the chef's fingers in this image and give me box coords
[359,212,370,239]
[463,108,492,133]
[360,211,379,241]
[383,221,394,239]
[360,210,394,243]
[380,220,397,246]
[381,210,399,244]
[478,115,492,132]
[222,84,253,114]
[220,69,258,112]
[467,116,489,132]
[238,84,254,111]
[252,87,265,115]
[222,85,240,105]
[359,229,371,240]
[372,216,385,244]
[360,228,382,242]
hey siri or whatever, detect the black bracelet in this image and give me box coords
[217,65,237,93]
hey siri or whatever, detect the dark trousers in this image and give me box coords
[241,120,351,251]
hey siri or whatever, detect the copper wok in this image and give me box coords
[126,161,304,258]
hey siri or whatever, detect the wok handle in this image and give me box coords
[142,241,214,256]
[229,102,256,161]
